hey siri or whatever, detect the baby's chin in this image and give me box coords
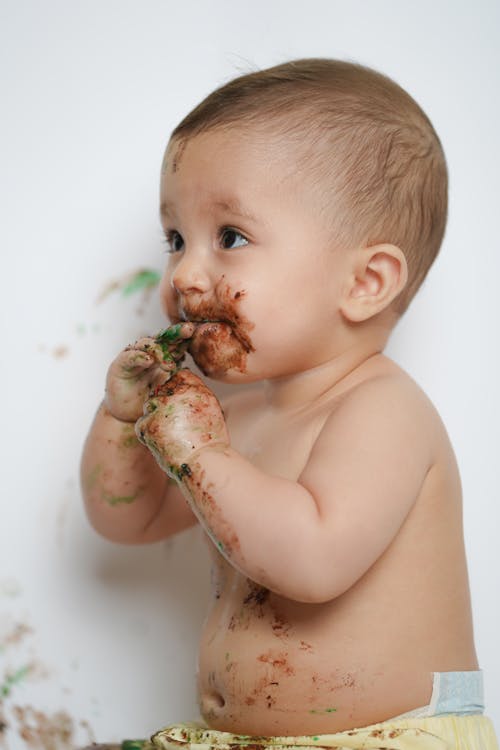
[188,322,254,380]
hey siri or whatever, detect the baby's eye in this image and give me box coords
[163,230,184,254]
[220,228,248,250]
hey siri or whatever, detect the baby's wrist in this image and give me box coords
[165,442,231,483]
[102,397,141,425]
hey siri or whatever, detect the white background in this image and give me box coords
[1,0,498,746]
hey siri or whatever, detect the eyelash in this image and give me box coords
[162,227,249,254]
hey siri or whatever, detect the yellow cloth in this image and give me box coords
[151,715,499,750]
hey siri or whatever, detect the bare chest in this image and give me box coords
[226,402,325,481]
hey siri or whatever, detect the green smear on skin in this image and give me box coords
[166,462,192,482]
[155,323,183,343]
[309,708,337,714]
[122,269,161,297]
[155,324,184,362]
[102,490,140,506]
[1,664,31,697]
[122,433,140,449]
[85,464,102,491]
[121,425,139,449]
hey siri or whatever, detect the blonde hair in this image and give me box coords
[170,58,448,316]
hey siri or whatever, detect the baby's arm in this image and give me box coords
[137,372,434,600]
[81,325,198,544]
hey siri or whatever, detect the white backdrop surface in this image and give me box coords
[0,0,499,746]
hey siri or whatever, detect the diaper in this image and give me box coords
[151,715,499,750]
[131,671,498,750]
[394,670,485,719]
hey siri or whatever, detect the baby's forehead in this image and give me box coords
[165,124,309,170]
[161,139,315,221]
[162,131,344,228]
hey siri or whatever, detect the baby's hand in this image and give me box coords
[135,369,229,480]
[105,322,195,422]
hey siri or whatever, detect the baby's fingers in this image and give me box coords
[155,321,196,344]
[117,348,155,377]
[155,322,196,362]
[125,336,175,370]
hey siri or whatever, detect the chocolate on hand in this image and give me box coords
[135,369,229,481]
[105,323,196,423]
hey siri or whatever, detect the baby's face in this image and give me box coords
[159,127,348,382]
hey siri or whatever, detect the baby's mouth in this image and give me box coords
[192,319,231,333]
[190,321,239,356]
[175,301,255,376]
[178,313,234,338]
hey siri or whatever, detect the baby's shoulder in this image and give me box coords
[338,355,440,410]
[320,357,448,455]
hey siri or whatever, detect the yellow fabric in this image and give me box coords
[151,715,499,750]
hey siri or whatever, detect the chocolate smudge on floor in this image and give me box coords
[12,706,75,749]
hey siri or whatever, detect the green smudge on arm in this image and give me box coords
[85,464,102,491]
[309,707,337,714]
[101,489,141,506]
[121,424,140,449]
[122,433,140,449]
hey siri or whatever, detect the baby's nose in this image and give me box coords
[171,252,211,296]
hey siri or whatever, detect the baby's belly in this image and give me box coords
[197,577,430,735]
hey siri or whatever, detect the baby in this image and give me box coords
[81,59,498,749]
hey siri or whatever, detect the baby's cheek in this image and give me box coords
[159,268,177,319]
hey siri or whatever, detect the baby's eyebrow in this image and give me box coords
[159,199,177,219]
[211,198,259,224]
[159,197,260,225]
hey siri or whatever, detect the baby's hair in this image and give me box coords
[170,58,448,316]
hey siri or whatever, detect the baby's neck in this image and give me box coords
[264,343,387,411]
[264,321,391,412]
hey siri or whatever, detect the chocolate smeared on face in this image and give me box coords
[171,139,188,173]
[161,137,188,175]
[181,279,255,377]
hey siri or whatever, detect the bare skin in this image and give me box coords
[82,332,477,735]
[81,128,478,735]
[198,365,478,734]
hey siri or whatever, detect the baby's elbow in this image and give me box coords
[84,509,123,543]
[291,579,352,604]
[83,499,134,544]
[269,555,355,604]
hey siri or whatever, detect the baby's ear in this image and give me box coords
[339,244,408,323]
